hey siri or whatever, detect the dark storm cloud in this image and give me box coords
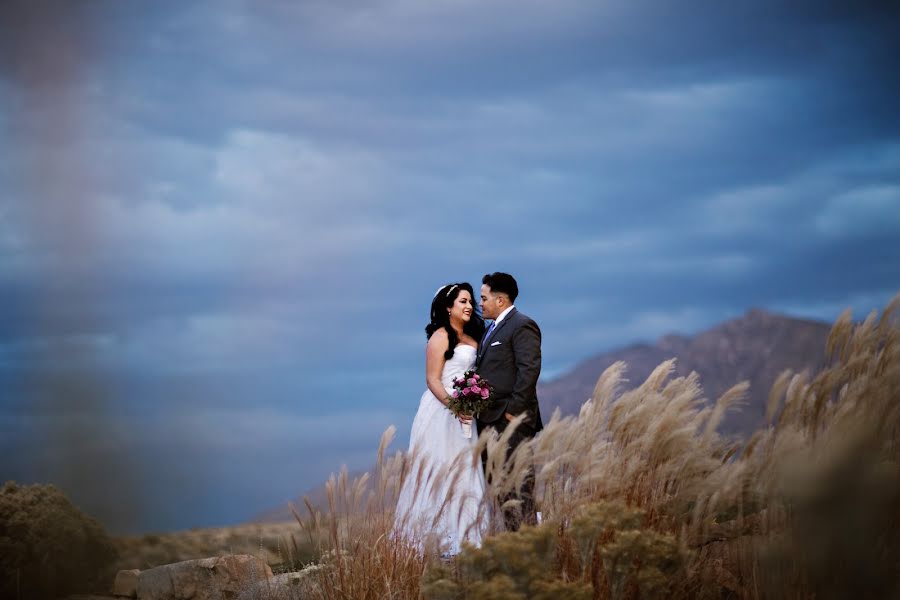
[1,0,898,530]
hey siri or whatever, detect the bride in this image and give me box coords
[393,282,487,555]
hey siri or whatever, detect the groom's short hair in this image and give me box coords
[482,272,518,303]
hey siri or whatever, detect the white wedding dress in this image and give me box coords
[393,344,486,555]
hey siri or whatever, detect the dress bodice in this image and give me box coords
[441,345,477,391]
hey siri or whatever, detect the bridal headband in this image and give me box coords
[432,284,459,300]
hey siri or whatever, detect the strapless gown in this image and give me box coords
[393,344,486,554]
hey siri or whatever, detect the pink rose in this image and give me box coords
[452,390,459,398]
[467,378,476,386]
[462,388,471,396]
[473,374,480,380]
[471,385,481,394]
[481,388,490,399]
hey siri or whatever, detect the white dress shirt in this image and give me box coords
[492,305,515,326]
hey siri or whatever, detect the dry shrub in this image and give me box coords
[299,295,900,599]
[423,524,591,600]
[0,481,118,599]
[422,500,681,600]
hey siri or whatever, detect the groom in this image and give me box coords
[475,272,543,531]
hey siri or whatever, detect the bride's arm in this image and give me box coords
[425,328,450,406]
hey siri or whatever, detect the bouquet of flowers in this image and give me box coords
[447,370,494,438]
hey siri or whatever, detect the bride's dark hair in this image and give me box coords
[426,282,486,359]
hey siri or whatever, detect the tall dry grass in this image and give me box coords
[293,296,899,599]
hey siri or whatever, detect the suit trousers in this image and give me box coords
[478,417,538,532]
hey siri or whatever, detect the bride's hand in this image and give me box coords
[457,413,473,425]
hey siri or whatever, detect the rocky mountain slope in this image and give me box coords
[538,308,831,436]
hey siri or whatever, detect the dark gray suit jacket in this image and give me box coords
[475,308,544,431]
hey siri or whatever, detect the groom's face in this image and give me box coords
[480,284,504,320]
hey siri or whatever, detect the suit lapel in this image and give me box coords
[477,308,517,365]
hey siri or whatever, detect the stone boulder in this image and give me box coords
[136,555,273,600]
[236,564,323,599]
[112,569,140,597]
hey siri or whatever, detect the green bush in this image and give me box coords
[0,481,118,599]
[422,501,683,600]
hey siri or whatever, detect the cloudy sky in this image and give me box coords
[1,1,898,533]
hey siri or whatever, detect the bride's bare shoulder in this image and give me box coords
[427,327,449,349]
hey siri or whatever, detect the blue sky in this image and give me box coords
[1,1,898,533]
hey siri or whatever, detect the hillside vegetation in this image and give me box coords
[0,481,118,600]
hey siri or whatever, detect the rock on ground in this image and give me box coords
[236,565,323,600]
[112,569,140,597]
[135,554,273,600]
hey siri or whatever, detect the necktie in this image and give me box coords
[482,321,497,346]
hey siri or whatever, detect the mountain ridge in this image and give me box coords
[537,307,831,435]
